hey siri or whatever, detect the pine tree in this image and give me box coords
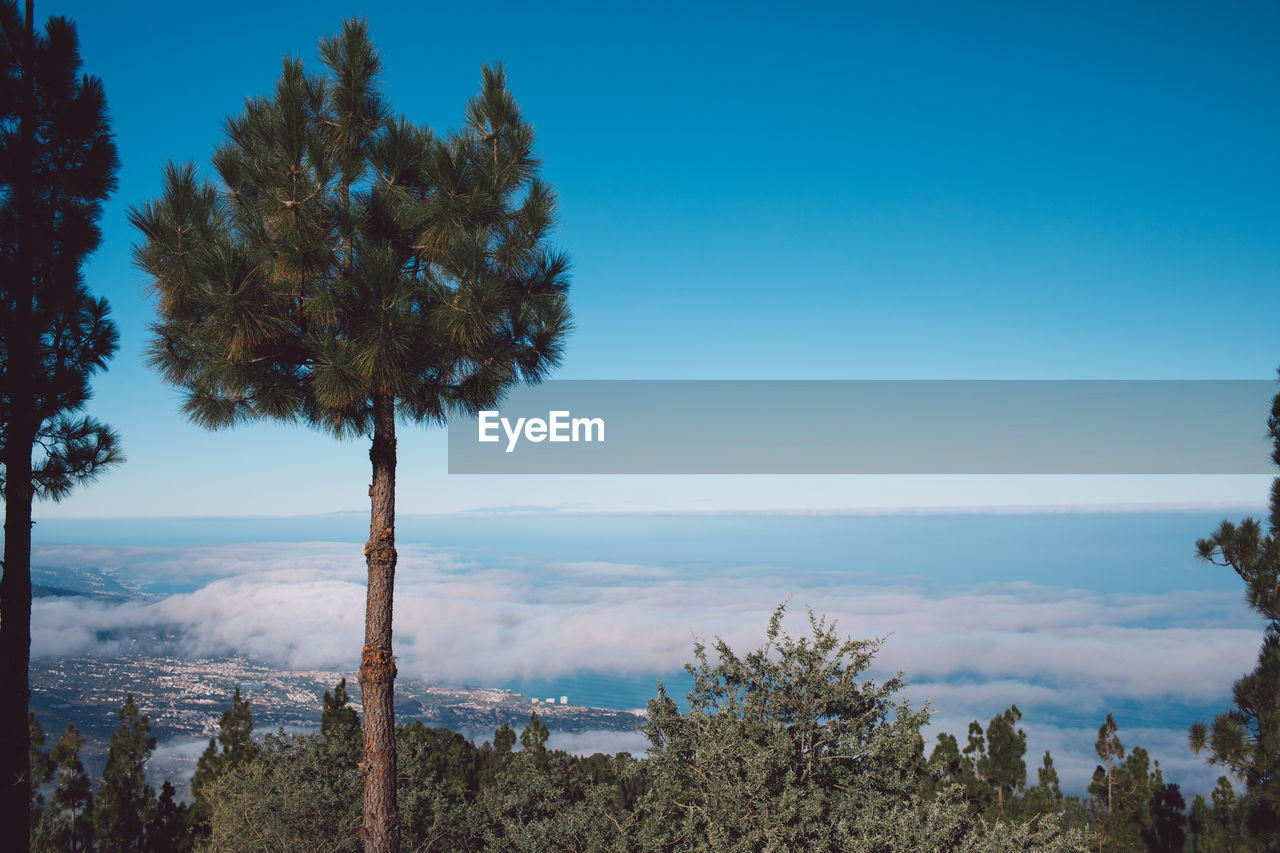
[1188,382,1280,846]
[44,723,95,852]
[145,780,192,853]
[130,20,569,852]
[1095,712,1125,818]
[189,687,258,833]
[322,677,361,749]
[0,2,121,842]
[981,705,1027,811]
[94,694,157,853]
[27,712,53,832]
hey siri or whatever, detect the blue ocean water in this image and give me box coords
[36,508,1256,595]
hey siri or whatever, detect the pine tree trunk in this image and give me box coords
[359,395,398,853]
[0,2,37,846]
[0,457,33,853]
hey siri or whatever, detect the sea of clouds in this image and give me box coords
[29,536,1261,797]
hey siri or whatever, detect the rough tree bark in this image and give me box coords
[358,394,398,853]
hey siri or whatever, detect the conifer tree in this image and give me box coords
[1188,382,1280,846]
[321,677,361,749]
[981,705,1028,810]
[1095,712,1125,819]
[145,781,191,853]
[130,20,569,851]
[45,723,94,852]
[189,687,258,833]
[0,2,121,842]
[94,694,156,853]
[27,712,53,831]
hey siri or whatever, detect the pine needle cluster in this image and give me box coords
[130,20,571,439]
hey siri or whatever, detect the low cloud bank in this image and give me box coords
[31,541,1259,796]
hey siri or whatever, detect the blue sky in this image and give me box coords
[20,1,1280,797]
[32,0,1280,517]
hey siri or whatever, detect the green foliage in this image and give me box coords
[28,712,54,830]
[189,686,259,833]
[1,1,120,840]
[40,723,95,852]
[1086,718,1187,853]
[145,781,192,853]
[1189,777,1262,852]
[94,694,156,853]
[633,603,1087,852]
[1188,380,1280,846]
[129,21,572,438]
[131,22,573,845]
[981,705,1027,810]
[0,0,122,499]
[321,677,361,747]
[203,730,363,853]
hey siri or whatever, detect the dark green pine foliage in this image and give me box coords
[518,712,549,757]
[42,723,95,852]
[1086,718,1187,853]
[189,686,258,832]
[94,693,156,853]
[27,712,54,830]
[980,705,1027,811]
[1189,777,1259,852]
[145,781,192,853]
[493,721,516,755]
[322,677,361,746]
[1188,382,1280,848]
[0,2,121,843]
[130,20,569,851]
[1145,762,1187,853]
[1028,750,1063,812]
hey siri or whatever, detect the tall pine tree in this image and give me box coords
[130,20,570,851]
[43,723,94,852]
[0,2,121,843]
[94,694,156,853]
[189,686,258,833]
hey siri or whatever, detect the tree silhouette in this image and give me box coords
[0,0,120,843]
[130,19,570,851]
[94,694,157,853]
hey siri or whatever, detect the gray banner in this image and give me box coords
[445,380,1276,474]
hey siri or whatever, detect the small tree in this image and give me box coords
[190,687,259,832]
[130,20,570,851]
[982,705,1028,810]
[43,723,95,852]
[26,712,53,833]
[322,678,361,747]
[1095,713,1125,817]
[145,781,191,853]
[0,2,121,842]
[94,694,157,853]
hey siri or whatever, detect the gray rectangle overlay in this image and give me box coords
[445,380,1277,474]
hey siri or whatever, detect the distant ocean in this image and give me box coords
[34,507,1255,595]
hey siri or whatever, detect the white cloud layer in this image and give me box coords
[30,540,1261,797]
